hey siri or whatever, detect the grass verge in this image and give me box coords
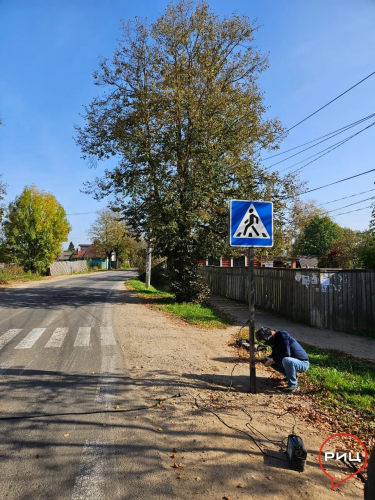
[0,267,46,285]
[235,328,375,443]
[126,276,231,328]
[241,329,375,447]
[300,343,375,443]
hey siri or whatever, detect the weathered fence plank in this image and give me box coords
[49,261,88,276]
[201,266,375,335]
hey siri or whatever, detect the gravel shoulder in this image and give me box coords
[114,283,365,500]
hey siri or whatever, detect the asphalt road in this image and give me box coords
[0,270,168,500]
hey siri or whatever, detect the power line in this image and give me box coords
[283,120,375,175]
[324,195,375,214]
[279,168,375,199]
[330,204,374,217]
[277,135,351,173]
[257,69,375,150]
[262,112,375,165]
[318,188,375,206]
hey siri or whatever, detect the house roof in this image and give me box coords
[84,245,103,259]
[58,251,74,261]
[71,250,87,259]
[71,244,104,260]
[297,255,319,268]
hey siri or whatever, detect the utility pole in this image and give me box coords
[145,244,152,289]
[248,247,256,394]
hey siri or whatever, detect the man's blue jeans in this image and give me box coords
[272,357,309,387]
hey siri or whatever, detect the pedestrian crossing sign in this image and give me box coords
[229,200,273,247]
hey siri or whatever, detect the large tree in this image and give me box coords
[318,227,361,268]
[356,202,375,269]
[88,208,131,269]
[3,185,71,272]
[287,199,326,253]
[76,0,301,300]
[0,175,7,262]
[0,174,6,225]
[292,214,342,257]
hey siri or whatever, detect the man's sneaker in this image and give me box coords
[282,386,299,393]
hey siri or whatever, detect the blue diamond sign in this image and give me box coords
[229,200,273,247]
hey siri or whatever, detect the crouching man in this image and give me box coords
[256,327,309,393]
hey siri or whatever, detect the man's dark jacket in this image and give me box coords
[271,330,309,364]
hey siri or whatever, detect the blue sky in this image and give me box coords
[1,0,375,247]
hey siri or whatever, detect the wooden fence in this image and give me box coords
[201,266,375,334]
[49,261,88,276]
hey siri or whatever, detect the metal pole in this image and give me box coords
[145,245,152,289]
[249,247,256,393]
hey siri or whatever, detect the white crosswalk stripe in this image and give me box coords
[74,327,91,347]
[0,326,119,352]
[14,328,46,349]
[100,327,116,346]
[0,329,23,350]
[45,327,69,348]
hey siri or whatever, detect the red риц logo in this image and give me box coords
[318,432,368,489]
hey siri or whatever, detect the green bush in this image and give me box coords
[169,262,210,304]
[0,264,42,284]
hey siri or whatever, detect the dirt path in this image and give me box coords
[114,284,366,499]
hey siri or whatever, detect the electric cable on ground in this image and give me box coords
[0,394,181,421]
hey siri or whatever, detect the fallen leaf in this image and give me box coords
[196,476,201,481]
[193,491,199,495]
[236,484,244,488]
[63,433,69,437]
[172,463,179,469]
[115,405,120,410]
[266,476,274,481]
[157,428,163,432]
[172,453,177,459]
[171,402,175,405]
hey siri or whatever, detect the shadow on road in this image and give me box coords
[0,273,136,310]
[0,366,339,500]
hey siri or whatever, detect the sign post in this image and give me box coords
[229,200,273,394]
